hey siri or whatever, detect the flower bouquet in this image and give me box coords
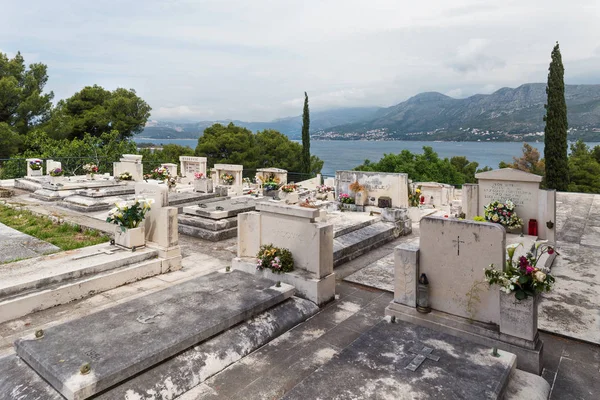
[83,163,99,174]
[280,184,298,193]
[49,167,63,177]
[484,241,556,300]
[256,244,294,274]
[118,172,133,181]
[144,166,169,181]
[221,173,235,185]
[484,200,523,230]
[338,193,354,204]
[194,172,204,180]
[316,185,334,193]
[29,159,43,171]
[409,185,422,207]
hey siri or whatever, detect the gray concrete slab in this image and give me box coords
[0,297,317,400]
[96,297,317,399]
[283,320,516,400]
[0,222,60,264]
[15,270,294,400]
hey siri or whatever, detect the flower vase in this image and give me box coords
[263,189,278,198]
[50,176,62,185]
[355,190,367,206]
[86,173,94,180]
[499,292,539,341]
[114,226,146,250]
[30,169,42,177]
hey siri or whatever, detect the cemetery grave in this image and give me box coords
[179,197,258,241]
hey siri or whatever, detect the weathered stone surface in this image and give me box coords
[94,297,317,399]
[183,198,257,219]
[15,270,294,400]
[333,221,397,267]
[419,217,505,324]
[393,242,420,306]
[336,170,409,208]
[0,223,60,264]
[178,214,237,231]
[344,253,395,292]
[0,355,64,400]
[386,302,543,374]
[0,244,154,299]
[284,320,516,400]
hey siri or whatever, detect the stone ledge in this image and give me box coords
[232,257,335,306]
[385,301,543,374]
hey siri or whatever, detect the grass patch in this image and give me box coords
[0,205,110,251]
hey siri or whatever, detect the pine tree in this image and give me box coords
[301,92,311,174]
[544,42,569,191]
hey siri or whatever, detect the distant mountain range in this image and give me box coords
[138,83,600,142]
[138,107,381,140]
[316,83,600,141]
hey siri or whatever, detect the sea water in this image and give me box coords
[133,138,591,177]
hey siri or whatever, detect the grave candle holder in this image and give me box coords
[417,273,431,313]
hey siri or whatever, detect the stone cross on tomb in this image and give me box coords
[405,345,440,372]
[452,235,465,256]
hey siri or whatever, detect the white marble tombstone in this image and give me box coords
[134,182,181,272]
[179,156,207,178]
[46,160,62,176]
[212,164,243,196]
[113,154,143,181]
[256,168,288,186]
[335,170,409,208]
[26,158,43,177]
[161,163,178,177]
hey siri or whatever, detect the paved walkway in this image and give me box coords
[538,193,600,344]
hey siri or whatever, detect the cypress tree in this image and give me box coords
[544,42,569,190]
[301,92,311,174]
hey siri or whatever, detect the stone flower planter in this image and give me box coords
[194,178,213,193]
[279,190,299,204]
[30,169,42,177]
[263,189,278,198]
[50,176,63,185]
[114,226,146,250]
[499,292,539,341]
[86,173,95,180]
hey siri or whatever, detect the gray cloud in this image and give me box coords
[0,0,599,121]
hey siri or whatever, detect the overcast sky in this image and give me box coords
[1,0,599,122]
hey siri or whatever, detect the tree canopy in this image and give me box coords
[0,51,54,158]
[544,42,569,190]
[46,85,151,140]
[301,92,311,173]
[567,140,600,193]
[195,122,323,176]
[354,146,481,185]
[499,143,545,176]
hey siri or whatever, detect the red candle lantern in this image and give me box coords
[528,219,538,237]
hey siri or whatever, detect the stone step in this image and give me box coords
[179,223,238,241]
[0,244,158,300]
[15,270,295,400]
[505,368,551,399]
[333,215,381,238]
[0,297,317,400]
[333,221,398,267]
[168,191,220,207]
[0,257,163,324]
[178,214,238,231]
